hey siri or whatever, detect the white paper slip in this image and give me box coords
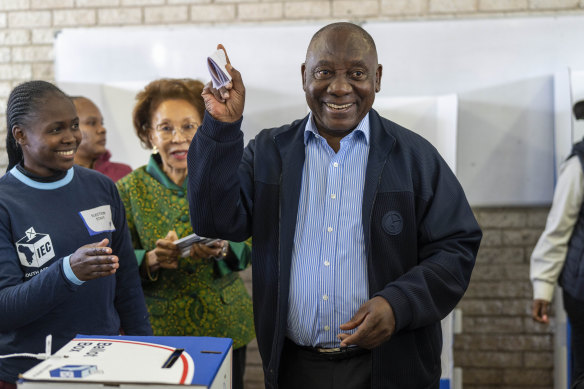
[207,49,232,89]
[174,233,220,257]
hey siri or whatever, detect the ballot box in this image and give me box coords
[18,335,232,389]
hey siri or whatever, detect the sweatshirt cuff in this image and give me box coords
[374,286,412,333]
[532,280,555,301]
[200,111,243,142]
[63,255,85,285]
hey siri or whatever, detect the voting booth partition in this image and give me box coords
[55,79,461,388]
[53,17,584,389]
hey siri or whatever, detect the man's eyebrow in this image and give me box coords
[311,59,371,68]
[311,60,333,67]
[348,60,370,68]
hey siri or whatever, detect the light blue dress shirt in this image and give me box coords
[286,113,370,348]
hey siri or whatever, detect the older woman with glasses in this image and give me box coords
[115,78,254,389]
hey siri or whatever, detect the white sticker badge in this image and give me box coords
[79,205,116,236]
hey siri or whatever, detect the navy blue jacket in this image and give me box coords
[188,109,482,388]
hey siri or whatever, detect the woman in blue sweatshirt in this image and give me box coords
[0,81,152,388]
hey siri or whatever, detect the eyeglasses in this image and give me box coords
[153,121,199,139]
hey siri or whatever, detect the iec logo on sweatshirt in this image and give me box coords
[16,227,55,268]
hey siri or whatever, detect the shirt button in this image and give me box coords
[324,325,330,331]
[180,215,189,222]
[333,162,339,168]
[323,295,328,301]
[324,261,330,266]
[330,193,336,199]
[177,191,184,197]
[327,227,333,232]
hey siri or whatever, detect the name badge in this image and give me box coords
[79,205,116,236]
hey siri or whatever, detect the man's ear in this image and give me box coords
[375,64,383,93]
[301,63,307,92]
[12,125,26,146]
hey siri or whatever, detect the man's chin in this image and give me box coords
[319,121,360,134]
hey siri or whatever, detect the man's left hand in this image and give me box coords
[337,296,395,349]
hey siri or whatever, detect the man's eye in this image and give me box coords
[315,69,331,79]
[72,123,79,130]
[162,126,173,132]
[352,70,365,79]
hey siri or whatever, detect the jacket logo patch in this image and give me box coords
[16,227,56,268]
[382,211,403,235]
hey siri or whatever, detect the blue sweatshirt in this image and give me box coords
[0,165,152,383]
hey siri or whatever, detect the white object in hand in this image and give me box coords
[207,49,232,89]
[174,233,220,258]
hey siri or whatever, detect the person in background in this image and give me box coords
[115,78,254,389]
[0,81,152,389]
[531,100,584,389]
[187,22,482,389]
[71,96,132,182]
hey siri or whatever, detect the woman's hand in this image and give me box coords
[145,230,180,271]
[201,44,245,123]
[190,239,228,260]
[69,238,119,281]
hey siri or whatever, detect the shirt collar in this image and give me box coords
[145,154,188,191]
[303,111,371,145]
[10,165,74,190]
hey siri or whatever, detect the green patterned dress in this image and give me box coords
[116,156,255,349]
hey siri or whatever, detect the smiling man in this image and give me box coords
[187,22,482,389]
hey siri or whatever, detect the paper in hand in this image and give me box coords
[207,49,232,89]
[174,233,220,257]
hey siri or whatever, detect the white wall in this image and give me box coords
[55,16,584,206]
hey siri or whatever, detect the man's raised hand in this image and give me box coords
[202,44,245,123]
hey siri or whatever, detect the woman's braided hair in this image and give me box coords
[5,80,69,172]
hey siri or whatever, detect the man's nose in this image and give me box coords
[327,75,352,96]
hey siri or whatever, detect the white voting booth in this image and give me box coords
[55,85,460,389]
[54,16,584,387]
[55,27,460,388]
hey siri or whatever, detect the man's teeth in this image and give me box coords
[57,150,74,156]
[326,103,352,110]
